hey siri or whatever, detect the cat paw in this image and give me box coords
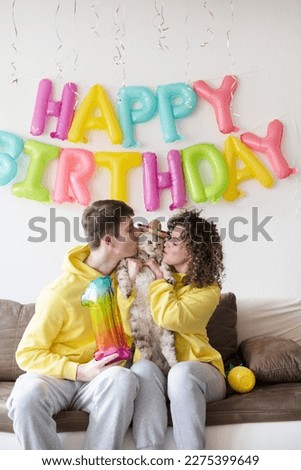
[166,276,175,285]
[119,285,132,298]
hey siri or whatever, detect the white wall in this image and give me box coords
[0,0,300,304]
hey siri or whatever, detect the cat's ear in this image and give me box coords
[149,219,161,232]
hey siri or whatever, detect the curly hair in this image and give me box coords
[167,208,225,289]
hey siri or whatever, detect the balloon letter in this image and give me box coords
[117,86,157,148]
[193,75,238,134]
[241,120,297,179]
[68,84,122,145]
[30,78,77,140]
[13,140,60,203]
[94,151,142,202]
[142,150,186,211]
[157,83,197,143]
[181,143,228,203]
[222,136,274,201]
[82,276,131,363]
[0,131,24,186]
[53,148,96,205]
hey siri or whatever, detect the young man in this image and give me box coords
[7,200,141,450]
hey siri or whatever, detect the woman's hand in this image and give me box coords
[76,353,120,382]
[144,258,164,280]
[127,258,144,283]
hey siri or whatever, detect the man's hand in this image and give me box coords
[76,353,120,382]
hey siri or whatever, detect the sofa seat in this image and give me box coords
[2,380,301,435]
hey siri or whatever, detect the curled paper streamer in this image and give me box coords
[183,0,190,83]
[10,0,18,84]
[113,3,126,87]
[154,0,169,51]
[91,0,102,38]
[200,0,214,48]
[82,276,131,363]
[55,1,63,79]
[226,0,235,70]
[71,0,79,71]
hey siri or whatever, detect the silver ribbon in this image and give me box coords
[226,0,236,70]
[154,0,169,51]
[184,0,191,83]
[10,0,18,84]
[113,3,126,87]
[200,0,214,48]
[91,0,102,38]
[54,1,63,79]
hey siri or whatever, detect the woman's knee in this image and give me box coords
[167,361,199,399]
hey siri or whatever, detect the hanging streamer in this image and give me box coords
[226,0,235,70]
[200,0,214,48]
[183,0,191,83]
[153,0,169,51]
[113,3,126,87]
[54,1,63,79]
[91,0,102,38]
[10,0,18,84]
[71,0,79,71]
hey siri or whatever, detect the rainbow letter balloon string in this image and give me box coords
[82,276,131,364]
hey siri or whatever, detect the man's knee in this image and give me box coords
[98,366,139,398]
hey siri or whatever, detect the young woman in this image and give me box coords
[125,209,226,450]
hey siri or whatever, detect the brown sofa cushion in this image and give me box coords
[207,292,237,364]
[241,336,301,383]
[2,380,301,433]
[0,299,35,381]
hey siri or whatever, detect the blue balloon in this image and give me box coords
[0,131,24,186]
[157,83,197,143]
[117,86,157,148]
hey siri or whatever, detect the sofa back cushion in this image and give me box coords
[206,292,238,365]
[0,299,35,380]
[0,292,238,381]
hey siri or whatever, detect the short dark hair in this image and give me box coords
[81,200,134,250]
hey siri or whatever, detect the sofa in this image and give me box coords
[1,294,301,450]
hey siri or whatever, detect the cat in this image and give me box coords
[116,220,177,375]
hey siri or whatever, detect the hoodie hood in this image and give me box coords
[62,244,101,280]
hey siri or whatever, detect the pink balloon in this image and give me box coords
[142,150,186,211]
[30,79,77,140]
[241,120,297,179]
[53,148,96,205]
[193,75,239,134]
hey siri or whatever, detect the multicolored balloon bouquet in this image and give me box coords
[82,276,131,364]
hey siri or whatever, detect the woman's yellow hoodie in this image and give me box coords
[118,273,225,377]
[16,244,125,380]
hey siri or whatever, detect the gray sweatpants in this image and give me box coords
[6,366,141,450]
[7,360,225,450]
[131,360,226,450]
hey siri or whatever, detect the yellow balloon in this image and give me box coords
[228,366,256,393]
[94,151,142,202]
[223,136,274,202]
[68,84,123,145]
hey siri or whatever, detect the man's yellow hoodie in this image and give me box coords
[16,245,120,380]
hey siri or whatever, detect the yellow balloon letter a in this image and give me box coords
[68,84,123,145]
[223,136,274,201]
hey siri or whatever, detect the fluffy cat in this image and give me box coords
[116,220,177,375]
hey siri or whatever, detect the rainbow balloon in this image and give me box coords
[82,276,131,363]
